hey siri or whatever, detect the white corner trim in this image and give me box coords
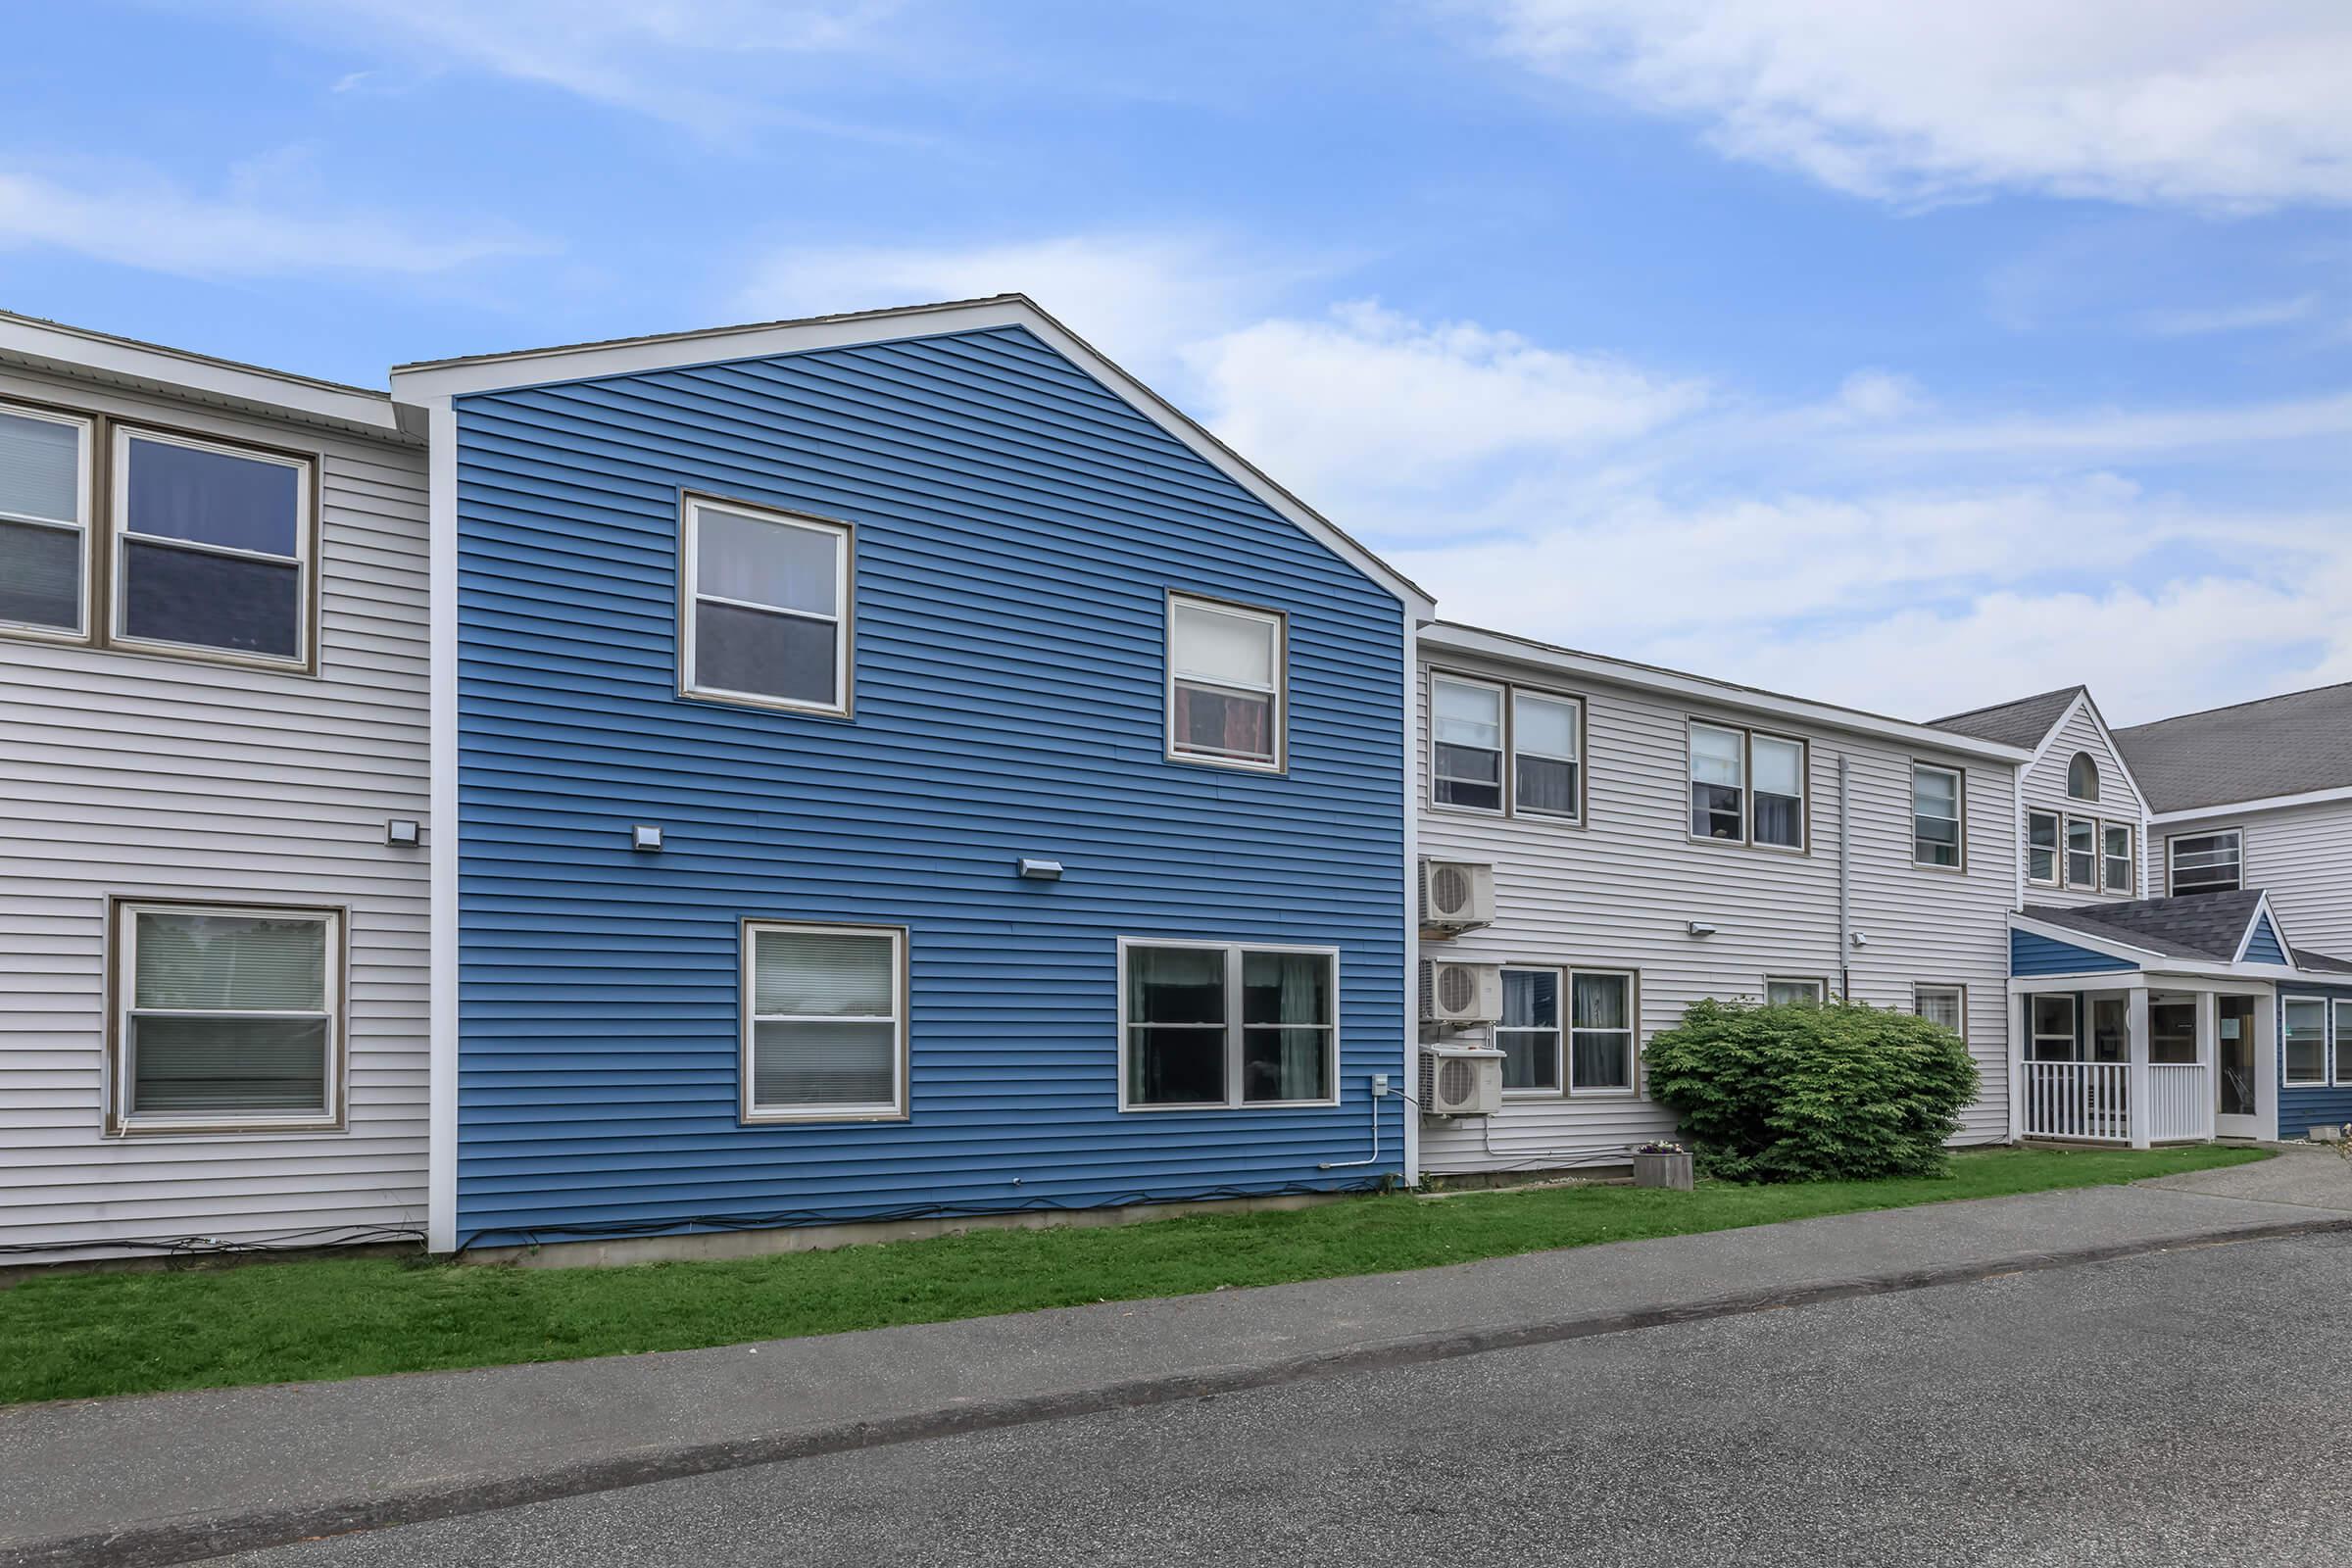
[424,396,460,1253]
[387,295,1431,615]
[1400,612,1420,1188]
[1420,623,2034,762]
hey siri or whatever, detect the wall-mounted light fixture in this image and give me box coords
[1687,920,1717,938]
[631,824,664,853]
[1849,931,1870,949]
[384,819,421,849]
[1016,858,1064,881]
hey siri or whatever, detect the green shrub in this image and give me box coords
[1643,999,1980,1183]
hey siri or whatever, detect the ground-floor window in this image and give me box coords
[2030,995,2078,1061]
[743,921,906,1120]
[2283,997,2329,1087]
[1122,940,1337,1109]
[2336,1001,2352,1085]
[1913,984,1965,1038]
[112,900,341,1133]
[1764,976,1827,1005]
[1497,966,1638,1096]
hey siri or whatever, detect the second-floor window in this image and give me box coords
[1912,763,1963,868]
[2102,823,2134,895]
[682,496,850,714]
[0,402,91,638]
[2027,809,2059,885]
[1690,721,1804,850]
[2065,815,2098,889]
[1430,673,1585,820]
[2169,829,2241,896]
[1167,595,1284,770]
[2067,751,2100,802]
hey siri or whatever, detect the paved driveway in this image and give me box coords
[220,1228,2352,1568]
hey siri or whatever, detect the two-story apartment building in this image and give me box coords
[1411,623,2029,1177]
[0,312,429,1264]
[387,297,1428,1260]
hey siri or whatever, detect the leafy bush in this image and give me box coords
[1643,999,1979,1183]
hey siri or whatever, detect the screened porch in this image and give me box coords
[2012,982,2271,1146]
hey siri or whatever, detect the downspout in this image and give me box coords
[1838,753,1852,1001]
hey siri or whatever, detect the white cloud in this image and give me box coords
[0,165,541,278]
[1464,0,2352,211]
[736,231,1328,373]
[2135,294,2321,336]
[1867,389,2352,458]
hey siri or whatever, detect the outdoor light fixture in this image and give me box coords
[384,819,421,849]
[631,824,664,852]
[1017,858,1064,881]
[1687,920,1717,938]
[1850,931,1870,948]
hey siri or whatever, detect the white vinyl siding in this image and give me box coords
[0,365,427,1264]
[2152,803,2352,956]
[1413,650,2017,1171]
[2018,702,2145,908]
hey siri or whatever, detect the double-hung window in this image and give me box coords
[2030,995,2077,1061]
[2026,810,2060,886]
[112,902,340,1132]
[1167,595,1284,770]
[113,428,312,665]
[1912,764,1963,868]
[1122,940,1336,1108]
[2169,830,2241,896]
[1914,984,1965,1038]
[1568,971,1636,1091]
[1432,676,1504,809]
[2102,823,2134,895]
[1689,722,1804,849]
[1496,967,1637,1093]
[1512,690,1581,817]
[1497,967,1561,1092]
[2064,816,2098,890]
[0,401,92,638]
[684,497,850,713]
[743,922,906,1119]
[2283,998,2328,1087]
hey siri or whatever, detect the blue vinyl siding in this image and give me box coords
[2011,929,2138,977]
[2279,982,2352,1140]
[2244,911,2288,965]
[452,324,1407,1246]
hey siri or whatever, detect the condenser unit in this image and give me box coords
[1418,858,1495,934]
[1419,1043,1504,1117]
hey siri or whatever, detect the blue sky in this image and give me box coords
[7,2,2350,724]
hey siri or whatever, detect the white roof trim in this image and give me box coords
[389,295,1431,613]
[2232,891,2290,964]
[1421,623,2033,761]
[2032,690,2151,817]
[2150,783,2352,824]
[0,310,412,439]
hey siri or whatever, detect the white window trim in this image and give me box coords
[109,424,315,670]
[2030,993,2079,1061]
[2282,995,2329,1088]
[2063,814,2099,891]
[2066,751,2101,805]
[1911,762,1965,871]
[1116,937,1339,1111]
[0,399,95,643]
[2334,999,2352,1089]
[2101,821,2136,897]
[740,920,907,1123]
[1913,982,1967,1042]
[1565,967,1640,1097]
[1764,975,1828,1004]
[1429,670,1506,814]
[2167,827,2244,898]
[1165,593,1287,773]
[2026,809,2061,888]
[681,495,853,717]
[110,900,344,1136]
[1496,963,1564,1097]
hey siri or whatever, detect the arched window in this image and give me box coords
[2067,752,2099,802]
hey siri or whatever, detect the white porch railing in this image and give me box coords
[2147,1064,2213,1143]
[2021,1061,2131,1142]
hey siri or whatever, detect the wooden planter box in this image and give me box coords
[1631,1151,1694,1191]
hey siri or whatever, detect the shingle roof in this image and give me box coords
[2296,950,2352,977]
[1930,686,2084,751]
[2114,683,2352,812]
[2020,891,2269,964]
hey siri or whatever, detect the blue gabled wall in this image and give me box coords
[451,324,1407,1247]
[2011,929,2138,977]
[2244,911,2288,966]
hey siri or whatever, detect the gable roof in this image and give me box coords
[388,294,1430,613]
[1930,686,2085,751]
[2018,890,2274,965]
[2115,682,2352,814]
[1420,621,2034,761]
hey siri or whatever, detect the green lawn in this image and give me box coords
[0,1145,2267,1405]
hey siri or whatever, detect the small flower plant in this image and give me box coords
[1633,1140,1686,1156]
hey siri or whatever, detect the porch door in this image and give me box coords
[2216,995,2261,1140]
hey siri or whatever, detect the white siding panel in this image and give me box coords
[2147,801,2352,957]
[1416,654,2018,1175]
[0,367,428,1264]
[2020,702,2145,907]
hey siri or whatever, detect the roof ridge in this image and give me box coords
[2115,677,2352,736]
[1929,684,2083,726]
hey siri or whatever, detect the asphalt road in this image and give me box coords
[221,1231,2352,1567]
